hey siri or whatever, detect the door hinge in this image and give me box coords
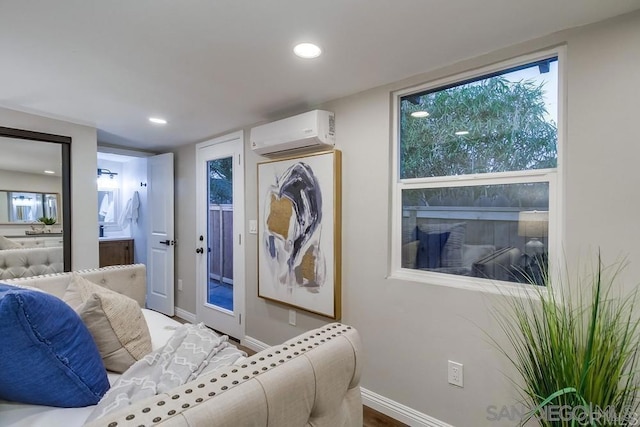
[239,234,242,245]
[239,313,242,324]
[238,154,241,165]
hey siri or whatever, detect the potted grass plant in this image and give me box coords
[492,254,640,426]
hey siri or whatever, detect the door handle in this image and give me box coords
[196,248,204,254]
[160,240,176,246]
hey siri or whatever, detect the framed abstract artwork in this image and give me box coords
[257,150,342,319]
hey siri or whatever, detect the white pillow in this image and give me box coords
[0,236,21,250]
[63,273,152,373]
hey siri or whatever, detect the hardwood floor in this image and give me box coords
[363,406,408,426]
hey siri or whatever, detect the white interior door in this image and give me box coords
[146,153,175,316]
[196,131,244,339]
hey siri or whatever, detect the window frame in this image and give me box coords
[390,47,565,293]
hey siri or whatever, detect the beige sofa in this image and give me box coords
[0,246,64,279]
[2,265,363,427]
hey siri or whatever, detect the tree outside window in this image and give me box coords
[395,56,559,286]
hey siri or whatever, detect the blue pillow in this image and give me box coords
[0,284,110,407]
[416,229,450,269]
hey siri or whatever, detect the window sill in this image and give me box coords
[388,268,546,298]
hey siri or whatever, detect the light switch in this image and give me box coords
[249,220,258,234]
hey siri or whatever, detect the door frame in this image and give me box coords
[195,131,245,339]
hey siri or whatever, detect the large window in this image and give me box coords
[393,52,561,287]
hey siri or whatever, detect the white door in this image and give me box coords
[196,131,244,339]
[146,153,175,316]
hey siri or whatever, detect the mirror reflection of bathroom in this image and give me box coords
[5,191,59,223]
[97,149,151,266]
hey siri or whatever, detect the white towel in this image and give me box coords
[118,191,140,226]
[99,193,115,223]
[130,190,140,223]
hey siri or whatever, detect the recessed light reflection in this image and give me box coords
[149,117,167,125]
[455,131,469,136]
[410,111,430,118]
[293,43,322,59]
[44,170,55,174]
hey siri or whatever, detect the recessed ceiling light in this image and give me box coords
[455,131,470,136]
[411,111,430,118]
[149,117,167,125]
[293,43,322,59]
[44,170,55,174]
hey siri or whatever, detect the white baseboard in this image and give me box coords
[242,335,270,352]
[361,387,453,427]
[174,307,196,324]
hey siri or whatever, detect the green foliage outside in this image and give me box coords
[401,75,557,206]
[209,157,233,204]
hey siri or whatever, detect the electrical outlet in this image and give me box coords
[289,309,296,326]
[177,279,183,291]
[448,360,463,387]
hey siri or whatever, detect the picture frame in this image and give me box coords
[257,150,341,319]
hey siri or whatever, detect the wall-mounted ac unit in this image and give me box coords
[250,110,335,156]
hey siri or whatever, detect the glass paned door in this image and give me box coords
[207,157,234,310]
[196,131,245,340]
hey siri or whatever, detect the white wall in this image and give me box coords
[0,169,62,194]
[0,107,99,269]
[173,143,198,312]
[173,10,640,426]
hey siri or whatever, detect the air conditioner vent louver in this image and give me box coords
[250,110,336,157]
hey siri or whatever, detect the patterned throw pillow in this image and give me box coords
[0,284,109,407]
[64,273,152,373]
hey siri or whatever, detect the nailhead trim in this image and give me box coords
[102,323,354,426]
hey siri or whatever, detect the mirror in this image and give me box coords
[0,127,71,272]
[98,189,119,225]
[0,191,59,223]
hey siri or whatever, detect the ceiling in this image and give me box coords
[1,1,639,152]
[0,136,61,177]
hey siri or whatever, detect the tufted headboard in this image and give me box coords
[2,263,146,307]
[0,246,64,280]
